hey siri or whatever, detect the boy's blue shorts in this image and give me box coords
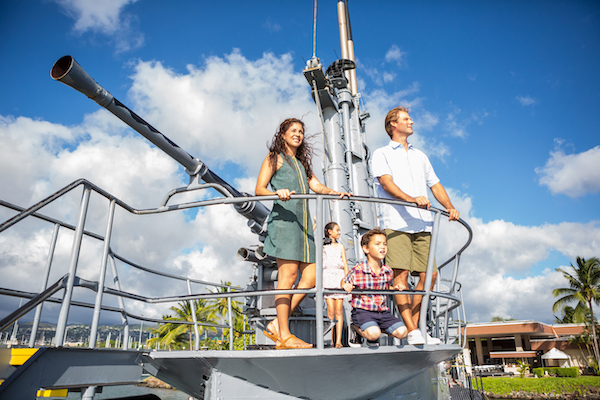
[351,308,405,334]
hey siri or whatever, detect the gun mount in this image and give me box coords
[51,55,269,233]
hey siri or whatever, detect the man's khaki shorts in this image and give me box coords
[384,229,437,275]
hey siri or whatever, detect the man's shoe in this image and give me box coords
[348,324,363,348]
[425,332,441,345]
[406,329,426,345]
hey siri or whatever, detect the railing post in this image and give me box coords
[54,186,91,346]
[187,279,200,350]
[433,274,441,341]
[109,254,130,349]
[314,196,324,349]
[228,289,234,350]
[89,199,116,348]
[418,211,441,344]
[30,223,60,348]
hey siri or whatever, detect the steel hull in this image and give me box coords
[142,344,459,400]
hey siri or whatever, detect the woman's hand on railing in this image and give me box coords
[330,190,352,199]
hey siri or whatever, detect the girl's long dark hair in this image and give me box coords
[268,118,314,178]
[323,222,338,246]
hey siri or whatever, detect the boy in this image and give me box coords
[341,228,408,347]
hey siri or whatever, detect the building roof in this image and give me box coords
[490,351,537,359]
[463,321,585,339]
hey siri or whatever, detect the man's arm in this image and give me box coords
[378,174,431,209]
[430,182,460,221]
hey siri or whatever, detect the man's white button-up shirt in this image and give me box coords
[371,140,440,233]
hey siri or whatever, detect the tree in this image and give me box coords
[554,305,577,324]
[555,304,592,324]
[517,360,529,378]
[147,299,218,350]
[208,281,243,349]
[552,256,600,368]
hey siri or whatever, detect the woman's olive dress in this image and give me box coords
[263,154,315,263]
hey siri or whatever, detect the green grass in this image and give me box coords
[481,376,600,396]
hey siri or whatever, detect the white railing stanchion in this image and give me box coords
[90,199,116,348]
[54,186,91,346]
[30,223,60,348]
[418,211,441,344]
[314,195,325,350]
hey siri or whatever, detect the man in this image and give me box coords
[371,106,460,345]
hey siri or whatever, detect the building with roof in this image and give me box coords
[462,320,590,371]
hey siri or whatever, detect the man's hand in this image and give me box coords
[411,195,431,209]
[446,208,460,221]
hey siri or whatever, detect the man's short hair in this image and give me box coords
[360,228,387,249]
[384,106,411,138]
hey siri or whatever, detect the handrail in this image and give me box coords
[0,179,471,350]
[0,275,69,332]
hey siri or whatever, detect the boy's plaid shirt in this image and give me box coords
[342,261,394,312]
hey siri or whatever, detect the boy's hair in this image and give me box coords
[360,228,387,249]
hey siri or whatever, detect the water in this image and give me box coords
[54,384,194,399]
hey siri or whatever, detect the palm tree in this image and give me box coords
[552,256,600,367]
[208,281,242,348]
[221,308,251,350]
[148,299,218,350]
[554,305,578,324]
[569,331,593,365]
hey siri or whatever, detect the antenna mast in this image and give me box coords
[337,0,358,95]
[313,0,318,58]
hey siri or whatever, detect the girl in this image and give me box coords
[255,118,350,349]
[322,222,349,348]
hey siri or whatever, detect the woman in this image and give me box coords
[255,118,350,349]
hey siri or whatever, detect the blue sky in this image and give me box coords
[1,0,599,326]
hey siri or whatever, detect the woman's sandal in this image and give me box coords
[276,335,313,350]
[263,320,279,343]
[335,343,343,348]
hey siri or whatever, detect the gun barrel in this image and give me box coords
[51,55,269,228]
[51,55,201,174]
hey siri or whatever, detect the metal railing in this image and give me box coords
[0,178,472,351]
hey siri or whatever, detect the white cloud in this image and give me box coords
[434,189,600,323]
[536,144,600,197]
[54,0,143,52]
[126,50,319,173]
[516,95,537,106]
[442,104,490,140]
[385,45,407,68]
[262,18,281,32]
[444,107,468,139]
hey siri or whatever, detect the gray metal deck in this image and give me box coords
[142,344,460,400]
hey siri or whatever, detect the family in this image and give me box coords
[255,107,460,349]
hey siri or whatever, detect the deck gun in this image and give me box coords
[51,55,270,235]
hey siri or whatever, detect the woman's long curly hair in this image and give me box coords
[268,118,314,178]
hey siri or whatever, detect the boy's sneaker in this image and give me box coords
[425,332,441,345]
[406,329,426,345]
[366,339,379,347]
[348,324,363,348]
